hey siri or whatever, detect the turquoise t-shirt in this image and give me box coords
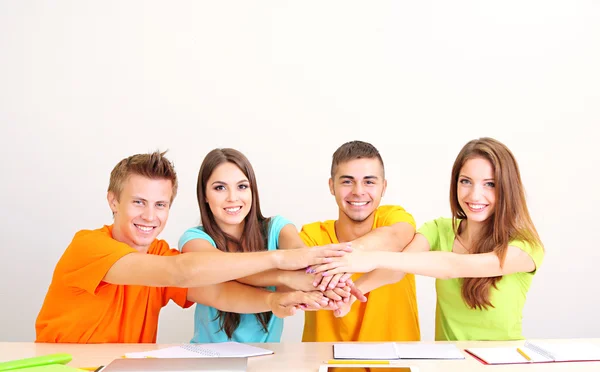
[418,217,544,341]
[178,215,292,343]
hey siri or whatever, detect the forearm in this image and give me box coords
[175,251,277,287]
[376,251,500,279]
[352,223,415,252]
[354,269,406,294]
[237,269,284,287]
[188,282,272,313]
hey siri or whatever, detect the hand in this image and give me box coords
[268,291,329,318]
[280,270,319,292]
[313,273,349,292]
[347,279,367,303]
[334,298,354,318]
[312,250,380,277]
[274,243,352,271]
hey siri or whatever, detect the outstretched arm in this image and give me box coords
[104,242,351,288]
[187,281,329,318]
[315,234,537,279]
[351,222,415,252]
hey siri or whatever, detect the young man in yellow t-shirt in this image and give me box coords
[300,140,420,342]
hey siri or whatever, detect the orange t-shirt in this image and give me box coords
[300,205,421,342]
[35,225,192,343]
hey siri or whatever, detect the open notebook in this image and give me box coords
[466,341,600,365]
[333,343,464,360]
[124,342,273,359]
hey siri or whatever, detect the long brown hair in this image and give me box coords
[197,148,272,338]
[449,138,543,310]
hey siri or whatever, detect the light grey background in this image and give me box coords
[1,1,599,342]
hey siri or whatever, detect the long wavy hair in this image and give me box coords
[197,148,271,338]
[450,137,543,310]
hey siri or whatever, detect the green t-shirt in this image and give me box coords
[418,217,544,341]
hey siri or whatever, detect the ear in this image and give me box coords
[381,179,388,197]
[329,178,335,196]
[107,191,118,214]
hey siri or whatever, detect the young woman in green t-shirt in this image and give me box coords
[315,137,544,340]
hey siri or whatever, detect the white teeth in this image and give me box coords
[225,207,241,212]
[469,204,486,210]
[136,225,153,232]
[349,201,368,206]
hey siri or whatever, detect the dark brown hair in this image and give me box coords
[450,137,543,309]
[197,148,271,338]
[108,150,178,203]
[331,140,385,178]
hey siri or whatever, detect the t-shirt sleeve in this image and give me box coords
[378,205,416,229]
[178,226,217,250]
[509,239,545,273]
[299,223,319,247]
[417,219,442,251]
[158,244,194,308]
[267,215,293,251]
[61,229,136,295]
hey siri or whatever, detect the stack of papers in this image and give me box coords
[124,342,273,359]
[333,343,465,360]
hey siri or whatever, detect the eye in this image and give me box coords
[365,180,375,185]
[341,180,352,185]
[238,184,249,190]
[214,185,225,191]
[485,181,495,188]
[133,200,144,205]
[459,178,471,185]
[156,202,168,208]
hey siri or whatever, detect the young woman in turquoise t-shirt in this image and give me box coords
[179,148,355,343]
[314,137,544,341]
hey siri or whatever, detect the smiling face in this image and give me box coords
[457,157,496,223]
[108,174,173,252]
[204,162,252,238]
[329,158,387,224]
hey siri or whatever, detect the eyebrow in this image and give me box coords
[132,196,170,204]
[211,179,249,186]
[339,175,379,180]
[459,175,495,181]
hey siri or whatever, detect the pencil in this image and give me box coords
[516,348,532,361]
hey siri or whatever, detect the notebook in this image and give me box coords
[333,343,464,360]
[124,342,273,359]
[465,340,600,365]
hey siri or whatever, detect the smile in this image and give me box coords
[466,203,488,212]
[134,224,156,232]
[347,201,369,207]
[224,206,242,214]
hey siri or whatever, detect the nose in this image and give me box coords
[226,188,239,202]
[352,182,365,195]
[470,184,484,201]
[142,205,156,221]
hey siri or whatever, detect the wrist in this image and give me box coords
[271,250,283,269]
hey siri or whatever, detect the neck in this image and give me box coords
[459,219,486,247]
[218,220,245,241]
[111,225,149,253]
[334,211,375,242]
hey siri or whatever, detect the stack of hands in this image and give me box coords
[270,242,370,319]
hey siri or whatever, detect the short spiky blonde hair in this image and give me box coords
[108,150,178,203]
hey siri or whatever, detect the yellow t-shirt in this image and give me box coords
[299,205,420,342]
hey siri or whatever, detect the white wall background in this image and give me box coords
[1,1,599,343]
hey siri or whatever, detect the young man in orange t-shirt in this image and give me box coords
[35,151,349,343]
[300,141,421,342]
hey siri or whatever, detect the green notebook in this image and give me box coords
[12,366,83,372]
[0,354,73,371]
